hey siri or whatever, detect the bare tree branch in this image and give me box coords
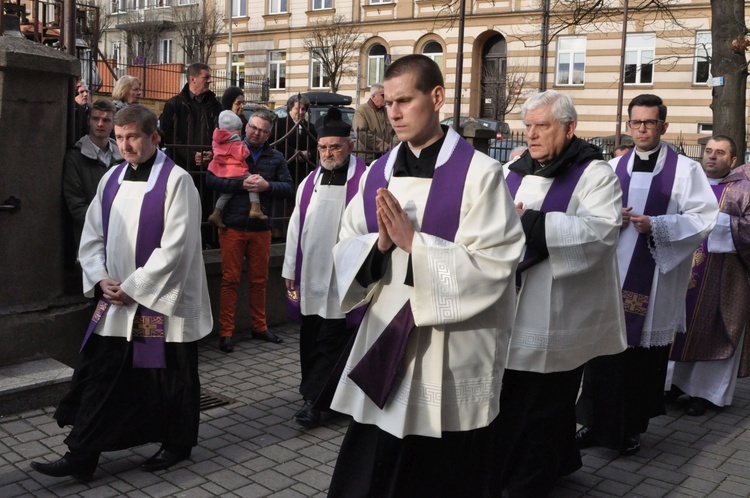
[171,0,223,64]
[301,15,363,93]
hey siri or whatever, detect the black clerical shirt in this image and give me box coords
[123,151,158,182]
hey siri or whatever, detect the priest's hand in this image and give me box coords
[622,206,633,228]
[630,213,652,234]
[100,278,133,306]
[285,279,299,301]
[244,174,270,193]
[515,202,525,218]
[376,188,414,254]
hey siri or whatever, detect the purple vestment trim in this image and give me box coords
[615,147,678,346]
[348,137,475,409]
[671,183,728,359]
[507,161,591,272]
[81,153,175,368]
[286,157,367,324]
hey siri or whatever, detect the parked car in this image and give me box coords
[440,117,511,141]
[242,103,272,123]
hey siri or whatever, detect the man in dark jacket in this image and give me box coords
[159,63,223,171]
[63,99,123,249]
[206,110,294,353]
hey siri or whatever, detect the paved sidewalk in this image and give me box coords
[1,323,750,497]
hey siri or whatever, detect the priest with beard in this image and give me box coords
[282,107,367,429]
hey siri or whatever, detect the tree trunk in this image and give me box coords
[711,0,748,158]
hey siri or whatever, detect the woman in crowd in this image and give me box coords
[111,75,142,112]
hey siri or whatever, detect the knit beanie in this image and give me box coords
[218,110,243,132]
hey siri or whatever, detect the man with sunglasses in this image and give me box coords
[576,94,718,456]
[282,107,367,428]
[206,110,293,353]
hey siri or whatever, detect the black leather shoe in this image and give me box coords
[620,433,641,456]
[219,336,233,353]
[31,452,96,482]
[295,400,321,428]
[575,426,597,449]
[252,330,283,344]
[141,445,191,471]
[665,386,685,403]
[686,396,712,416]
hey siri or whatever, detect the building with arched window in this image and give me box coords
[205,0,737,143]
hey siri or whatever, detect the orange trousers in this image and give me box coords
[218,228,271,337]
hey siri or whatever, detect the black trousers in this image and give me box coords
[299,314,352,406]
[492,367,585,498]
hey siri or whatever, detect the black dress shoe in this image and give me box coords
[295,400,321,428]
[619,433,641,456]
[141,445,191,471]
[686,396,712,416]
[31,452,96,482]
[219,336,234,353]
[252,330,283,344]
[665,386,685,403]
[575,426,597,449]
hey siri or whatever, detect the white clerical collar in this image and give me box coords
[634,146,659,161]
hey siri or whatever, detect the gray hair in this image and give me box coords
[521,90,577,125]
[250,109,275,127]
[370,83,384,93]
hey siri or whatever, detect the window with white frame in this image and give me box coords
[269,0,287,14]
[178,0,196,4]
[231,53,245,87]
[115,0,126,13]
[268,51,286,90]
[111,41,121,66]
[369,0,390,4]
[624,33,655,85]
[310,48,330,89]
[312,0,331,9]
[159,39,172,63]
[556,36,586,85]
[367,44,386,87]
[422,41,443,67]
[694,31,711,85]
[232,0,246,17]
[697,123,713,134]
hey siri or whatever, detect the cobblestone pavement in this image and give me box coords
[1,323,750,497]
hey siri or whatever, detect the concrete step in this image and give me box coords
[0,358,73,416]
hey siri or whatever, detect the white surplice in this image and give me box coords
[78,150,213,343]
[331,130,525,439]
[282,156,360,319]
[610,142,718,347]
[509,160,627,373]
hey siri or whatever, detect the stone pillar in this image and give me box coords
[0,37,88,367]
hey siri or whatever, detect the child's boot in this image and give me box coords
[208,207,226,228]
[249,202,268,220]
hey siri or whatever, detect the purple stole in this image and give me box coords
[615,146,678,346]
[81,152,175,368]
[671,182,729,359]
[346,137,474,409]
[286,156,367,327]
[506,161,591,274]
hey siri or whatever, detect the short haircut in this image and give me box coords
[286,93,310,111]
[114,104,157,136]
[111,75,141,101]
[76,79,88,90]
[371,83,384,93]
[614,144,632,153]
[521,90,577,125]
[187,63,210,79]
[250,109,275,128]
[627,94,667,121]
[710,134,738,158]
[384,54,444,94]
[91,99,117,116]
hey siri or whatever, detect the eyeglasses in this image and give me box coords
[627,119,664,130]
[317,144,344,152]
[247,124,270,135]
